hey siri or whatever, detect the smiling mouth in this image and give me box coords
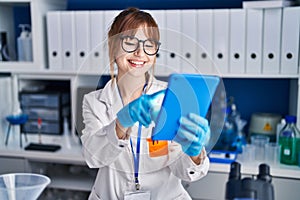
[128,60,146,68]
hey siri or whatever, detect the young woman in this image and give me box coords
[81,7,210,200]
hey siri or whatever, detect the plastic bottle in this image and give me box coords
[0,32,10,61]
[230,104,247,153]
[276,118,286,144]
[63,117,72,149]
[279,115,300,165]
[17,24,33,61]
[215,107,238,151]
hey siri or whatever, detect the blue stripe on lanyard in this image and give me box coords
[130,123,142,186]
[129,83,147,189]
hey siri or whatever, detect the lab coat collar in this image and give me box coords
[97,78,123,117]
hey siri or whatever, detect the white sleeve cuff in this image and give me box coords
[106,120,130,148]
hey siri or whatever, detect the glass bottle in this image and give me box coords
[279,115,300,165]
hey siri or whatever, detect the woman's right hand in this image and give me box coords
[117,90,165,128]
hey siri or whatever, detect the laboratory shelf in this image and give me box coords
[0,0,67,71]
[5,69,300,79]
[209,158,300,180]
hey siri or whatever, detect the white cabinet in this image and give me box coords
[184,163,300,200]
[0,0,66,72]
[184,171,228,200]
[0,157,29,174]
[0,142,96,192]
[184,171,300,200]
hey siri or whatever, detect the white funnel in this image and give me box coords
[0,173,50,200]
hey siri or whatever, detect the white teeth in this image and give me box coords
[130,60,144,65]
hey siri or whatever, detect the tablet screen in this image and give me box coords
[151,74,220,141]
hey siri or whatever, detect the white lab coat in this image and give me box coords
[81,77,209,200]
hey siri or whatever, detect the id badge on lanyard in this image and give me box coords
[124,190,151,200]
[126,123,151,200]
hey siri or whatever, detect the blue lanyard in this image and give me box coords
[118,82,148,190]
[130,123,142,190]
[129,83,147,191]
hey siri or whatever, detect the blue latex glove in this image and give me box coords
[117,90,165,128]
[174,113,211,156]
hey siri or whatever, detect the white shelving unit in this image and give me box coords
[0,0,67,71]
[0,1,299,197]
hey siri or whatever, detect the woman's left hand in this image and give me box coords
[174,113,211,157]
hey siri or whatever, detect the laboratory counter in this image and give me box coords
[1,145,299,177]
[0,134,300,198]
[1,134,299,178]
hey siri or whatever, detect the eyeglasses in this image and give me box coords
[120,35,161,56]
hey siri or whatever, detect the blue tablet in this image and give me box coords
[151,74,220,140]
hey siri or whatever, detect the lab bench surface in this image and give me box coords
[209,160,300,180]
[0,135,85,165]
[1,135,300,198]
[2,134,299,178]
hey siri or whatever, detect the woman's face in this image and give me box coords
[115,27,156,78]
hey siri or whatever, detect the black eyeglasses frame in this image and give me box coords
[120,35,161,56]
